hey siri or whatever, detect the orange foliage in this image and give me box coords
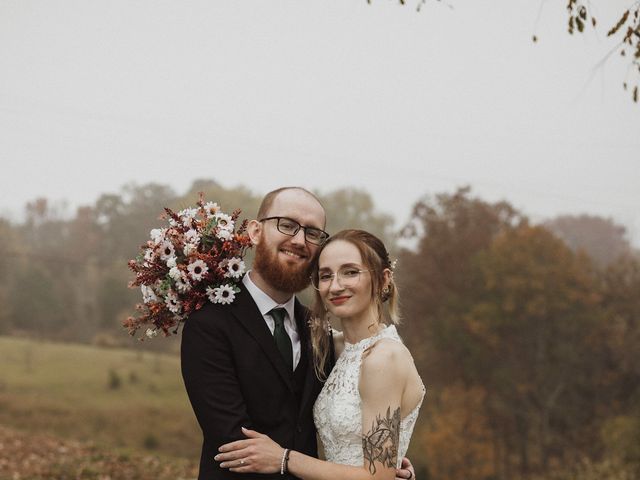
[420,384,495,480]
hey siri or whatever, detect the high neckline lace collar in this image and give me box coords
[343,325,398,352]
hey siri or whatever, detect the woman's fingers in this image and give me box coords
[218,438,251,453]
[241,426,265,438]
[215,447,249,463]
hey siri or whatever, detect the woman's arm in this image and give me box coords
[358,339,406,477]
[216,340,407,480]
[217,428,380,479]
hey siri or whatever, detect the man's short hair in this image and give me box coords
[256,187,324,221]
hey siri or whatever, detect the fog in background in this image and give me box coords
[1,0,638,242]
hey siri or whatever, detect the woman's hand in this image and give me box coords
[395,457,416,480]
[215,427,284,474]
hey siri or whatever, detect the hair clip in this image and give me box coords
[390,258,398,271]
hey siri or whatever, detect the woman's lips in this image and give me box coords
[329,296,350,305]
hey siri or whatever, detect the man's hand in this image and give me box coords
[395,456,415,480]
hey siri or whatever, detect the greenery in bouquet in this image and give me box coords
[124,194,253,338]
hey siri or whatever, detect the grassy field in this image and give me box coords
[0,335,202,476]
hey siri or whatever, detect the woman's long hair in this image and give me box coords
[309,229,400,381]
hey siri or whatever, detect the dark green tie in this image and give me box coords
[270,308,293,370]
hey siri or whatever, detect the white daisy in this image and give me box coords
[175,274,192,293]
[183,243,197,256]
[216,228,233,241]
[203,202,220,217]
[149,228,166,244]
[169,266,182,281]
[144,248,155,262]
[179,208,199,228]
[225,258,246,279]
[213,284,236,305]
[159,241,175,260]
[166,255,177,268]
[214,213,234,231]
[141,284,158,304]
[146,328,158,338]
[206,286,217,303]
[187,259,208,282]
[165,291,182,314]
[178,207,198,219]
[184,228,201,246]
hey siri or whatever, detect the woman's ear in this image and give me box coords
[382,268,393,290]
[247,219,262,245]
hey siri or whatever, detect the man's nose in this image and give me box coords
[290,228,306,246]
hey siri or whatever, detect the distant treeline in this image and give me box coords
[0,180,638,479]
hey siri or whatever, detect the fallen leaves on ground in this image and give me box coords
[0,424,198,480]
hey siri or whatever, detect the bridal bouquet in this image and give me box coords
[124,193,253,338]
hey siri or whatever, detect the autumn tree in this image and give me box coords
[397,187,628,479]
[397,187,527,479]
[398,187,527,376]
[469,226,603,476]
[597,255,640,475]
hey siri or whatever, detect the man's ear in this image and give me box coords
[247,219,262,245]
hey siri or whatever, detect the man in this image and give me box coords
[181,187,414,479]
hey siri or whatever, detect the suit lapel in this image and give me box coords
[230,288,295,393]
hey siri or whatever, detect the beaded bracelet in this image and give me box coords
[280,448,291,475]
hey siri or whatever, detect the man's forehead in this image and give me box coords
[268,190,325,227]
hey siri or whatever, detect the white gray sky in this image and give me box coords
[1,0,638,244]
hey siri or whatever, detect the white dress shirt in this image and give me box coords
[242,272,301,369]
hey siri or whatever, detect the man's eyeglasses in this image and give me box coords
[259,216,329,246]
[311,267,370,290]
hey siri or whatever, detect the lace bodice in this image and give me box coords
[313,325,425,468]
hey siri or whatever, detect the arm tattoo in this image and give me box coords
[362,406,401,475]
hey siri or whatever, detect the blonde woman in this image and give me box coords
[216,229,425,480]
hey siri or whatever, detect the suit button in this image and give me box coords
[296,425,302,433]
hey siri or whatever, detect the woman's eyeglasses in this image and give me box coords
[311,267,370,290]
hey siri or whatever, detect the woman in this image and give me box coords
[216,229,425,479]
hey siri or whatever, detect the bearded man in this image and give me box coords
[181,187,414,480]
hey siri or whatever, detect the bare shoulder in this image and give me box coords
[363,338,411,367]
[361,338,412,380]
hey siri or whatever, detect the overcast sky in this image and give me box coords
[1,0,638,244]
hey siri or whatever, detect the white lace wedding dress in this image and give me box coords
[313,325,425,468]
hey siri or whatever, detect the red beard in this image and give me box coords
[253,241,312,294]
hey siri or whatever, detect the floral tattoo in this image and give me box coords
[362,406,401,474]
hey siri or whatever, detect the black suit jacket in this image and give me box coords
[181,286,332,480]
